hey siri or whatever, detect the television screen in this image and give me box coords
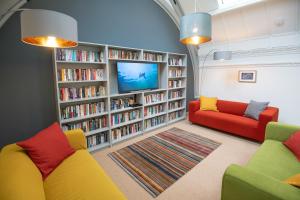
[117,62,158,93]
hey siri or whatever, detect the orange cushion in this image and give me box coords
[284,174,300,188]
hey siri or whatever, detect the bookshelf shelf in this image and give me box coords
[144,112,167,120]
[53,42,187,152]
[59,96,108,104]
[56,61,106,64]
[111,118,143,129]
[58,80,107,84]
[110,106,143,114]
[61,112,108,124]
[85,127,110,137]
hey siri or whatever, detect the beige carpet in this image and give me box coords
[92,119,259,200]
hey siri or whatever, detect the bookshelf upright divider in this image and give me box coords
[53,42,187,152]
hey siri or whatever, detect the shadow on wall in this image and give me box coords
[0,0,193,148]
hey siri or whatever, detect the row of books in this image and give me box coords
[87,132,109,148]
[62,116,108,133]
[169,100,183,110]
[144,93,165,104]
[169,90,183,99]
[111,97,133,111]
[112,123,142,140]
[59,86,106,101]
[56,49,104,62]
[169,110,183,121]
[143,53,163,62]
[111,110,141,126]
[61,102,106,120]
[168,80,184,88]
[144,116,165,128]
[144,105,164,117]
[168,57,183,66]
[58,68,105,82]
[109,49,139,60]
[169,69,183,78]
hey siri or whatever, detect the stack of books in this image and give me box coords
[109,49,139,60]
[62,116,107,133]
[58,68,105,82]
[169,110,183,120]
[168,68,183,78]
[111,97,132,111]
[59,85,106,101]
[169,90,183,99]
[111,110,141,126]
[87,132,109,148]
[168,57,183,66]
[168,80,183,88]
[144,116,165,128]
[143,52,163,62]
[144,93,165,104]
[61,101,106,120]
[169,101,183,110]
[112,123,141,140]
[56,49,104,62]
[144,104,164,117]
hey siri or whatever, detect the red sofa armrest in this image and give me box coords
[189,100,200,113]
[257,107,279,141]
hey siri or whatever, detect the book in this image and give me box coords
[56,49,104,62]
[62,116,108,133]
[58,68,105,82]
[144,93,165,104]
[112,122,142,140]
[59,85,106,101]
[109,49,139,60]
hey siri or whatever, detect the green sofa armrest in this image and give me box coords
[265,122,300,142]
[222,164,300,200]
[64,129,87,150]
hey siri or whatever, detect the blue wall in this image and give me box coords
[0,0,193,147]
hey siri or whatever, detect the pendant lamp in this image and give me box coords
[180,0,212,45]
[21,9,78,48]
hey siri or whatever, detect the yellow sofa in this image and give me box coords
[0,129,127,200]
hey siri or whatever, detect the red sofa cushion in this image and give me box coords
[194,110,259,139]
[17,122,75,179]
[284,131,300,161]
[217,100,248,116]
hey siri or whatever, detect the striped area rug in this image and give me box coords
[109,127,221,197]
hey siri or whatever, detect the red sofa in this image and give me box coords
[189,99,279,142]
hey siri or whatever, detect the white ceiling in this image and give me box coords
[177,0,300,43]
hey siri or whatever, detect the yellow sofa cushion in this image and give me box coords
[0,144,46,200]
[200,96,219,112]
[44,149,126,200]
[65,129,87,150]
[284,174,300,188]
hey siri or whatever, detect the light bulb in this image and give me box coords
[44,36,58,47]
[191,36,200,44]
[192,27,198,33]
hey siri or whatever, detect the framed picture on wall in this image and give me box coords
[238,70,257,83]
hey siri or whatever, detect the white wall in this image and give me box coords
[198,32,300,125]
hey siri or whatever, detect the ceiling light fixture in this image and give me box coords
[179,0,212,45]
[20,9,78,48]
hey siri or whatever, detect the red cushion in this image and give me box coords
[217,100,248,116]
[284,131,300,161]
[17,122,75,179]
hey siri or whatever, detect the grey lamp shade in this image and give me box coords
[213,51,232,61]
[21,9,78,48]
[180,12,212,45]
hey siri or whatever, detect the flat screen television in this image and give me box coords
[117,62,158,93]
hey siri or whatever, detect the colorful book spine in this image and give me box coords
[87,132,109,148]
[59,85,106,101]
[169,90,183,99]
[110,97,132,111]
[111,110,141,126]
[169,110,183,121]
[144,116,165,128]
[112,122,142,140]
[169,100,183,110]
[144,93,165,104]
[168,69,183,77]
[168,80,183,88]
[144,104,164,117]
[58,68,105,82]
[62,116,107,133]
[108,49,139,60]
[56,49,104,62]
[168,57,183,66]
[143,53,163,62]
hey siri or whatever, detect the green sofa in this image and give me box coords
[222,122,300,200]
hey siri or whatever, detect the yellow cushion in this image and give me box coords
[284,174,300,188]
[44,150,126,200]
[64,129,87,150]
[200,96,219,112]
[0,144,46,200]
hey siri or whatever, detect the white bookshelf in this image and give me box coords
[53,42,187,152]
